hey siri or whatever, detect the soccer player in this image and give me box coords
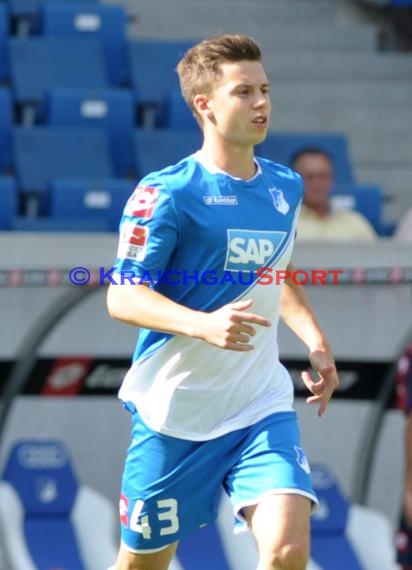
[107,34,339,570]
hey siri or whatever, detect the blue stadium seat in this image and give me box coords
[12,216,111,232]
[13,126,114,213]
[331,183,384,235]
[40,3,128,86]
[133,129,202,178]
[8,37,109,120]
[257,133,354,184]
[46,87,135,177]
[50,177,134,231]
[0,177,18,230]
[164,88,197,130]
[0,87,13,174]
[0,439,117,569]
[128,40,197,126]
[8,0,98,33]
[0,3,9,83]
[310,464,364,570]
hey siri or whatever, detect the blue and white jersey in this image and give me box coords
[113,153,303,440]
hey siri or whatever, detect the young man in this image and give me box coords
[107,35,339,570]
[291,148,377,242]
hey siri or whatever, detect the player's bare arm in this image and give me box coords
[279,262,339,416]
[107,283,270,352]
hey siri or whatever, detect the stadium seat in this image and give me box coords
[310,463,398,570]
[13,126,114,214]
[40,2,128,86]
[8,0,98,34]
[0,177,18,230]
[133,129,202,178]
[128,40,197,126]
[0,439,117,570]
[50,177,135,231]
[0,3,9,83]
[310,463,364,570]
[331,184,384,235]
[11,216,112,232]
[46,87,135,177]
[257,133,355,184]
[0,87,13,174]
[8,37,109,122]
[164,88,198,130]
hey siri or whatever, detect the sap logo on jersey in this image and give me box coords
[225,229,288,272]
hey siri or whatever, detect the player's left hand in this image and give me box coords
[301,349,339,417]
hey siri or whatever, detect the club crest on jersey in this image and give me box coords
[117,222,149,261]
[224,229,288,272]
[268,187,289,215]
[126,186,159,219]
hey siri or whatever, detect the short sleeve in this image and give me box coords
[113,175,179,282]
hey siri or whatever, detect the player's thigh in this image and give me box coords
[116,541,178,570]
[243,493,311,557]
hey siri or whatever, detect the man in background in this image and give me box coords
[292,148,377,242]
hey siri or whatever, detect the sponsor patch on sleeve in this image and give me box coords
[117,222,149,262]
[125,186,159,219]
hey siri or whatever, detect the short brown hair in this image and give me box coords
[176,34,262,118]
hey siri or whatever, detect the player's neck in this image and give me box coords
[199,140,256,180]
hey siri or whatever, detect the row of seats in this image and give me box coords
[0,126,384,233]
[0,1,196,125]
[0,439,398,570]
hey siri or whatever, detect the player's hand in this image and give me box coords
[301,348,339,417]
[197,298,271,351]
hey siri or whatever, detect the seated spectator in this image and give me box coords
[291,147,378,242]
[394,207,412,242]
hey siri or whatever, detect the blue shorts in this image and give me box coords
[119,408,317,552]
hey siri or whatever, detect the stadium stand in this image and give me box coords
[8,37,109,122]
[12,126,114,214]
[0,87,13,174]
[7,0,99,34]
[164,88,198,130]
[49,177,134,231]
[0,177,17,230]
[127,40,197,126]
[0,3,9,83]
[39,2,128,86]
[46,87,135,177]
[0,439,117,570]
[133,128,202,177]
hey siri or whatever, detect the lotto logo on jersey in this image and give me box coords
[119,494,129,526]
[224,229,288,272]
[126,186,159,219]
[117,222,149,261]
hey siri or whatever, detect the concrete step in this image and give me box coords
[265,52,412,80]
[112,0,336,23]
[350,133,412,164]
[270,80,412,108]
[124,3,377,51]
[269,106,412,137]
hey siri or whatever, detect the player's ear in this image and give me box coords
[193,94,213,121]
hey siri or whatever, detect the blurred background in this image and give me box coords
[0,0,412,568]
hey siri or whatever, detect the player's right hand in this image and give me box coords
[196,298,271,351]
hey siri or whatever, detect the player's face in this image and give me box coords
[294,154,334,209]
[205,60,271,147]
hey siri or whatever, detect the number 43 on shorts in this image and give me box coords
[130,498,180,539]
